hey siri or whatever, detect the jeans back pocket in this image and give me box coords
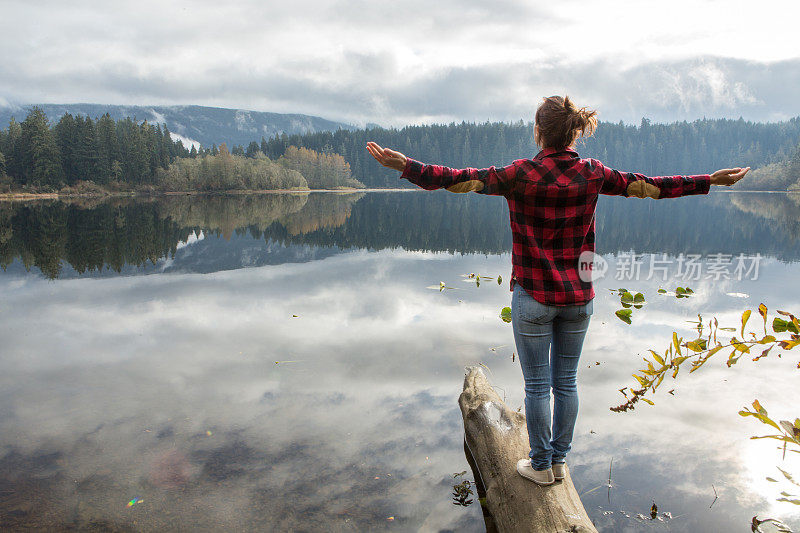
[513,285,555,323]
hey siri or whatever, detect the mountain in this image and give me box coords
[0,103,355,149]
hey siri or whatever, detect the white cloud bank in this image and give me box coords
[0,0,798,125]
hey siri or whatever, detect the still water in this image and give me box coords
[1,191,799,532]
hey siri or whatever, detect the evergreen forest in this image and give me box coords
[262,117,800,190]
[0,107,362,193]
[2,106,800,193]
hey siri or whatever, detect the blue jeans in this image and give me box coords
[511,284,592,470]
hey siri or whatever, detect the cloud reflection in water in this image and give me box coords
[0,214,799,530]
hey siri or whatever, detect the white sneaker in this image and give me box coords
[516,459,554,486]
[552,463,566,481]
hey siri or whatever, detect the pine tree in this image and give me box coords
[146,122,161,179]
[95,113,118,184]
[246,141,260,158]
[2,117,22,180]
[20,107,63,188]
[116,117,150,184]
[74,115,99,182]
[54,113,78,184]
[160,125,173,165]
[132,120,150,183]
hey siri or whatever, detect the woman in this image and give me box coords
[366,96,749,486]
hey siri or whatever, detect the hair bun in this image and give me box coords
[535,95,598,149]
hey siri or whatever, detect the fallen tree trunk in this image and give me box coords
[458,366,598,533]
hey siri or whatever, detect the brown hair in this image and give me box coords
[534,95,597,149]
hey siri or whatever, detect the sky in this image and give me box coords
[1,0,799,126]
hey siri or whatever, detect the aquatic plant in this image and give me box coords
[612,304,798,412]
[613,301,799,514]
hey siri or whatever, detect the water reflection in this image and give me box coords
[2,191,800,280]
[0,192,366,279]
[0,192,799,531]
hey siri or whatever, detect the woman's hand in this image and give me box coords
[366,142,408,172]
[710,167,750,186]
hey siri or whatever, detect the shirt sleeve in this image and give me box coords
[400,158,517,196]
[597,160,711,199]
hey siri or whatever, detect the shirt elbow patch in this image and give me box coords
[446,180,485,193]
[626,180,660,199]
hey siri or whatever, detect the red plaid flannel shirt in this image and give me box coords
[401,148,711,306]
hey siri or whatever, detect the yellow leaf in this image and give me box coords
[753,399,766,415]
[686,339,706,352]
[650,350,665,366]
[741,309,751,337]
[733,341,750,353]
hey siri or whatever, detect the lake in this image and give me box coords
[1,190,799,532]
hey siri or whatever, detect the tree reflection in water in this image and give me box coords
[2,191,798,280]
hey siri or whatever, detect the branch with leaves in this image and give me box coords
[611,304,799,413]
[740,400,800,509]
[612,302,800,516]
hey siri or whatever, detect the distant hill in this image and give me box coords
[0,103,355,149]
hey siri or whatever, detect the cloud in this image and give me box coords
[168,131,201,150]
[2,51,798,127]
[0,0,798,125]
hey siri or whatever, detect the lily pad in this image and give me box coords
[621,291,634,304]
[615,309,633,324]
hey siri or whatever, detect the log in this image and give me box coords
[458,366,598,533]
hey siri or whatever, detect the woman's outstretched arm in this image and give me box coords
[366,141,516,195]
[597,161,750,198]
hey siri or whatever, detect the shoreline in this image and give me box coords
[716,188,800,194]
[0,187,417,202]
[2,187,795,202]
